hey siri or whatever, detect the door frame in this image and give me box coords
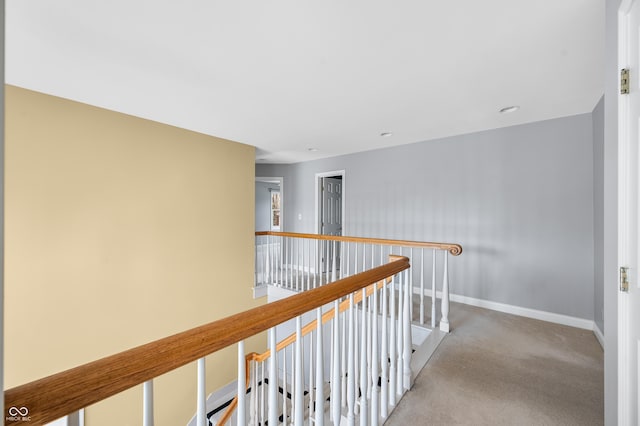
[256,177,284,231]
[618,1,636,423]
[315,170,346,235]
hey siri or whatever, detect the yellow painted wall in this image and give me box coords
[5,85,265,425]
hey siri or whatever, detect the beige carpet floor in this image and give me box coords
[386,302,604,426]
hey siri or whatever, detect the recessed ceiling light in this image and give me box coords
[499,106,520,114]
[380,132,393,137]
[308,148,319,152]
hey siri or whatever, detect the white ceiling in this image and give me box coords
[7,1,604,164]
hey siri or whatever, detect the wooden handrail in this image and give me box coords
[255,231,463,256]
[4,257,410,426]
[217,276,393,425]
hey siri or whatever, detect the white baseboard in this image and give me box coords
[267,285,298,302]
[593,323,605,349]
[415,288,596,331]
[253,284,268,299]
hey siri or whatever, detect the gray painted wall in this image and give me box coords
[604,0,620,423]
[258,113,596,320]
[255,181,280,231]
[593,96,605,334]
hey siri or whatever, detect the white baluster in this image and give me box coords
[284,238,289,289]
[261,361,266,426]
[295,317,304,425]
[306,239,310,290]
[440,252,450,333]
[347,294,356,426]
[345,242,350,277]
[264,235,269,285]
[353,295,360,417]
[326,240,331,283]
[314,240,318,289]
[263,236,268,286]
[320,240,325,286]
[341,307,347,409]
[280,235,284,287]
[237,341,246,426]
[250,361,257,426]
[431,250,437,328]
[366,287,372,400]
[340,241,345,279]
[289,238,294,289]
[302,238,307,291]
[143,380,154,426]
[388,273,397,407]
[289,238,296,290]
[396,272,403,397]
[371,283,379,426]
[197,358,206,426]
[371,245,376,271]
[332,300,342,426]
[320,240,327,285]
[295,238,300,291]
[293,238,297,289]
[315,308,325,426]
[354,243,359,274]
[409,248,414,324]
[403,269,412,391]
[380,282,389,419]
[332,240,337,282]
[291,343,296,423]
[309,331,314,426]
[270,235,274,285]
[420,248,425,325]
[359,289,368,426]
[277,236,282,287]
[362,244,366,273]
[282,347,288,425]
[274,235,278,285]
[299,238,303,290]
[268,328,278,426]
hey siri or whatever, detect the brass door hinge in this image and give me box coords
[621,68,630,94]
[620,266,629,292]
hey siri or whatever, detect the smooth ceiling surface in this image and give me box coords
[7,1,604,163]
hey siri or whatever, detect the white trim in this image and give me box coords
[416,288,595,330]
[593,323,605,350]
[618,2,634,423]
[314,170,346,235]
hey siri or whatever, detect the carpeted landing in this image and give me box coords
[387,302,603,426]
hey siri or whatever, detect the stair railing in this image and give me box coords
[217,255,411,426]
[4,256,410,426]
[255,231,462,332]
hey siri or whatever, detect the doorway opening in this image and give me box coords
[315,170,345,274]
[255,177,283,232]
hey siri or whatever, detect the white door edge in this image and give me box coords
[618,1,639,423]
